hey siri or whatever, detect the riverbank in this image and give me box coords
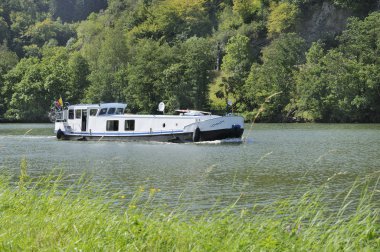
[0,165,378,251]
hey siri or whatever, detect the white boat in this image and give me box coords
[53,103,244,142]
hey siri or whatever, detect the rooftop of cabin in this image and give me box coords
[67,103,127,110]
[175,109,212,116]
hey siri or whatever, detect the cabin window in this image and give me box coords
[75,109,81,119]
[99,108,107,115]
[107,108,116,115]
[116,108,124,115]
[68,109,74,119]
[90,109,98,116]
[106,120,119,131]
[125,120,135,131]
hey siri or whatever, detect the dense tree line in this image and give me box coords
[0,0,379,122]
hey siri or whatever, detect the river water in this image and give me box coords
[0,123,379,211]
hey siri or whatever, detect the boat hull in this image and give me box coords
[55,127,244,143]
[197,128,244,142]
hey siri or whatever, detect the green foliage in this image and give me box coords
[0,44,18,117]
[161,37,215,112]
[295,12,380,122]
[84,26,128,103]
[75,13,105,62]
[218,5,243,32]
[221,34,251,109]
[244,33,306,121]
[0,169,378,250]
[2,47,90,121]
[175,37,215,110]
[126,39,175,113]
[0,0,105,57]
[122,36,214,113]
[0,44,18,78]
[18,157,29,189]
[130,0,212,42]
[232,0,261,23]
[338,13,380,65]
[222,34,251,74]
[293,42,326,121]
[0,0,379,122]
[24,18,76,47]
[296,49,379,122]
[267,1,299,37]
[50,0,108,22]
[0,0,50,55]
[0,16,9,42]
[2,57,46,121]
[332,0,377,12]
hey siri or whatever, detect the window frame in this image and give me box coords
[106,120,119,131]
[124,120,135,131]
[107,108,116,115]
[99,108,107,115]
[116,108,124,115]
[75,109,81,119]
[90,109,98,116]
[68,109,74,120]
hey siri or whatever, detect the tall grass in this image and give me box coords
[0,162,379,251]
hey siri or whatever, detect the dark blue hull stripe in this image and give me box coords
[54,130,185,137]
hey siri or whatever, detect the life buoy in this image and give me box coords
[56,129,64,139]
[193,127,201,142]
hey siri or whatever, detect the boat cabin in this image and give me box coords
[57,103,127,132]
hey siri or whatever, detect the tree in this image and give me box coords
[159,37,215,112]
[180,37,215,109]
[294,41,328,121]
[331,0,377,12]
[338,12,380,65]
[232,0,261,23]
[2,46,90,121]
[130,0,212,42]
[296,50,377,122]
[244,33,306,121]
[2,0,50,55]
[0,44,18,117]
[24,18,75,47]
[0,15,9,43]
[221,34,251,109]
[126,39,175,113]
[294,12,380,122]
[2,57,46,121]
[84,26,129,103]
[267,2,299,37]
[50,0,108,22]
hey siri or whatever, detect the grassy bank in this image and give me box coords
[0,165,379,251]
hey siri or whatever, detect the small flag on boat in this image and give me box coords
[58,97,63,107]
[54,97,63,109]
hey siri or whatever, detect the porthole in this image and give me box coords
[162,123,166,128]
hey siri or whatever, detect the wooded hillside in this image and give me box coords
[0,0,379,122]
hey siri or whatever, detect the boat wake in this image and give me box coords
[0,135,55,140]
[193,138,247,145]
[242,137,254,144]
